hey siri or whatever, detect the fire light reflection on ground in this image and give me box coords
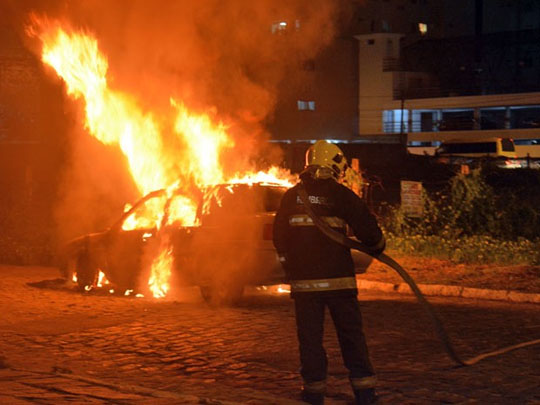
[70,279,291,300]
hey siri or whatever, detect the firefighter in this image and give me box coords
[273,140,385,405]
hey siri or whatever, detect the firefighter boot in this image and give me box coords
[301,390,324,405]
[353,388,377,405]
[351,376,377,405]
[301,380,325,405]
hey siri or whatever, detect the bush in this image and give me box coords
[382,168,540,265]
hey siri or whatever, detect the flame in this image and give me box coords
[97,270,109,288]
[30,18,294,299]
[122,194,167,231]
[172,100,234,187]
[37,26,172,197]
[276,284,291,294]
[148,246,172,299]
[229,166,296,188]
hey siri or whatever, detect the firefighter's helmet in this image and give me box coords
[305,140,347,179]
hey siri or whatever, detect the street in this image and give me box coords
[0,266,539,404]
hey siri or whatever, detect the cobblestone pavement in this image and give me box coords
[0,265,539,404]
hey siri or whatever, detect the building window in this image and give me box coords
[418,23,428,35]
[271,21,288,34]
[383,109,409,133]
[297,100,315,111]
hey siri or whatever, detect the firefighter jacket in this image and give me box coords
[273,172,385,297]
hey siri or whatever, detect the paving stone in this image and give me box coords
[0,395,35,404]
[2,266,539,405]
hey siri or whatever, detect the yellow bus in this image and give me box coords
[436,137,517,158]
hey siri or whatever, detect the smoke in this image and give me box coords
[7,0,342,242]
[71,0,338,122]
[24,0,339,155]
[21,2,337,124]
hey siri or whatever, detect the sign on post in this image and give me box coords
[400,180,423,217]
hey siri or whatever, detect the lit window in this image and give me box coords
[271,21,288,34]
[418,23,427,35]
[383,109,409,133]
[297,100,315,111]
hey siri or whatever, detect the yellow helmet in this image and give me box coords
[305,140,347,179]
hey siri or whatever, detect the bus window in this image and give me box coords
[501,138,515,152]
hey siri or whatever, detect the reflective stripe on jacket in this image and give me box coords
[289,214,346,229]
[290,276,357,293]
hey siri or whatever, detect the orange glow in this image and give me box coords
[276,284,290,294]
[122,196,167,231]
[148,246,173,298]
[30,18,294,298]
[97,270,109,288]
[229,166,296,188]
[38,27,171,197]
[172,100,233,188]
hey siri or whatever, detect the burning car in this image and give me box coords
[58,182,287,302]
[59,181,373,303]
[31,20,373,304]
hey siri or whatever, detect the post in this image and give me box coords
[400,97,406,145]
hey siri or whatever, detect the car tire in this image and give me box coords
[199,283,244,306]
[76,250,98,290]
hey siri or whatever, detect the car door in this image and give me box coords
[105,191,168,292]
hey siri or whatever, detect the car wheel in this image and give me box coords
[76,250,98,290]
[199,283,244,306]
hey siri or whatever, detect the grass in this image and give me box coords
[386,233,540,265]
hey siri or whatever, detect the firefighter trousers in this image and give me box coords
[294,294,375,388]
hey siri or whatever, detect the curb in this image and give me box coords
[356,279,540,304]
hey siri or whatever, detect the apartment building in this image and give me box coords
[354,0,540,157]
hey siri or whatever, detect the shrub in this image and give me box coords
[382,168,540,265]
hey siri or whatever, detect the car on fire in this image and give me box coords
[58,182,373,304]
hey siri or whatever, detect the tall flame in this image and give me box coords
[172,100,234,187]
[29,17,294,298]
[39,27,171,196]
[148,245,173,299]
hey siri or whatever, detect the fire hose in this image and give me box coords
[297,184,540,367]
